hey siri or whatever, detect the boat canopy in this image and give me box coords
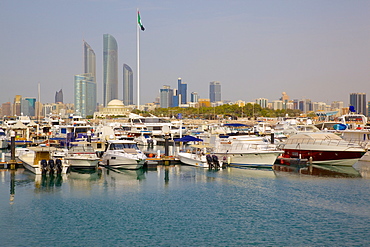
[174,135,203,142]
[223,123,248,127]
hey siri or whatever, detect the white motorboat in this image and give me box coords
[18,147,69,175]
[213,135,283,168]
[101,140,146,169]
[178,144,223,168]
[64,142,100,169]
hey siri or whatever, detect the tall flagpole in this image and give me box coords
[137,8,140,109]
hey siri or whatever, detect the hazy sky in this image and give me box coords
[1,0,370,106]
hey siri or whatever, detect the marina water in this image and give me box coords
[1,165,370,246]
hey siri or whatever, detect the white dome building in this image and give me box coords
[94,99,132,119]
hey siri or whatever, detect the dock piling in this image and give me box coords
[9,131,16,170]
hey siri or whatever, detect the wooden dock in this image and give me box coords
[0,161,24,169]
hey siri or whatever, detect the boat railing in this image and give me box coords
[285,138,362,147]
[217,143,278,152]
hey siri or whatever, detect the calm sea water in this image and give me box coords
[1,165,370,246]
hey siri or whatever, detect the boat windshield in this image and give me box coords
[110,143,138,150]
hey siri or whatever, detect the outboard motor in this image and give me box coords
[55,159,63,174]
[41,159,48,175]
[48,159,55,175]
[212,155,220,169]
[206,154,214,168]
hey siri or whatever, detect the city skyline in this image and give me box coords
[1,1,370,106]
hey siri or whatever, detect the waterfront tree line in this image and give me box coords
[132,103,303,120]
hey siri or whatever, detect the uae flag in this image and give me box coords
[138,11,145,31]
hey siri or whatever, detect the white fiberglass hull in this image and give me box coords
[19,152,69,175]
[215,151,282,168]
[65,157,100,168]
[178,152,209,168]
[101,154,144,170]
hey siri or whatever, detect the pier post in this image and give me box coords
[309,157,313,174]
[164,135,169,156]
[9,131,16,170]
[270,131,275,144]
[87,130,91,143]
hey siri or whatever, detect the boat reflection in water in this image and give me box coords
[34,173,64,192]
[68,167,102,181]
[67,168,103,193]
[102,167,146,188]
[274,161,362,178]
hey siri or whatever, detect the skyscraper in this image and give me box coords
[84,41,96,78]
[190,92,199,103]
[177,78,187,104]
[103,34,118,106]
[160,86,173,108]
[21,97,36,116]
[13,95,21,116]
[123,64,134,105]
[55,89,63,103]
[350,93,367,115]
[74,74,96,117]
[74,41,97,117]
[209,81,221,102]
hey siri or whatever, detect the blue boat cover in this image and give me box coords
[223,123,247,127]
[174,135,203,142]
[333,124,347,130]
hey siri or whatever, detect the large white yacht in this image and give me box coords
[101,140,147,169]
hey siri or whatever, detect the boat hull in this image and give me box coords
[65,157,99,169]
[178,152,209,168]
[101,155,144,170]
[19,152,69,175]
[215,151,282,168]
[283,149,365,167]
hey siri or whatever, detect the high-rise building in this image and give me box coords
[13,95,21,116]
[74,74,96,117]
[190,92,199,103]
[256,98,268,108]
[299,99,312,113]
[160,86,173,108]
[74,41,97,117]
[21,97,36,116]
[123,64,134,105]
[55,89,63,103]
[177,78,187,104]
[281,92,289,110]
[1,102,12,116]
[331,101,344,111]
[209,81,221,102]
[103,34,118,106]
[350,93,367,115]
[84,41,96,78]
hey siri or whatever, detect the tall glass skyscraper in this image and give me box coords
[21,97,36,116]
[74,74,96,117]
[177,78,187,104]
[74,41,97,117]
[123,64,133,105]
[160,86,173,108]
[103,34,118,106]
[84,41,96,78]
[55,89,63,103]
[209,81,221,102]
[350,93,367,115]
